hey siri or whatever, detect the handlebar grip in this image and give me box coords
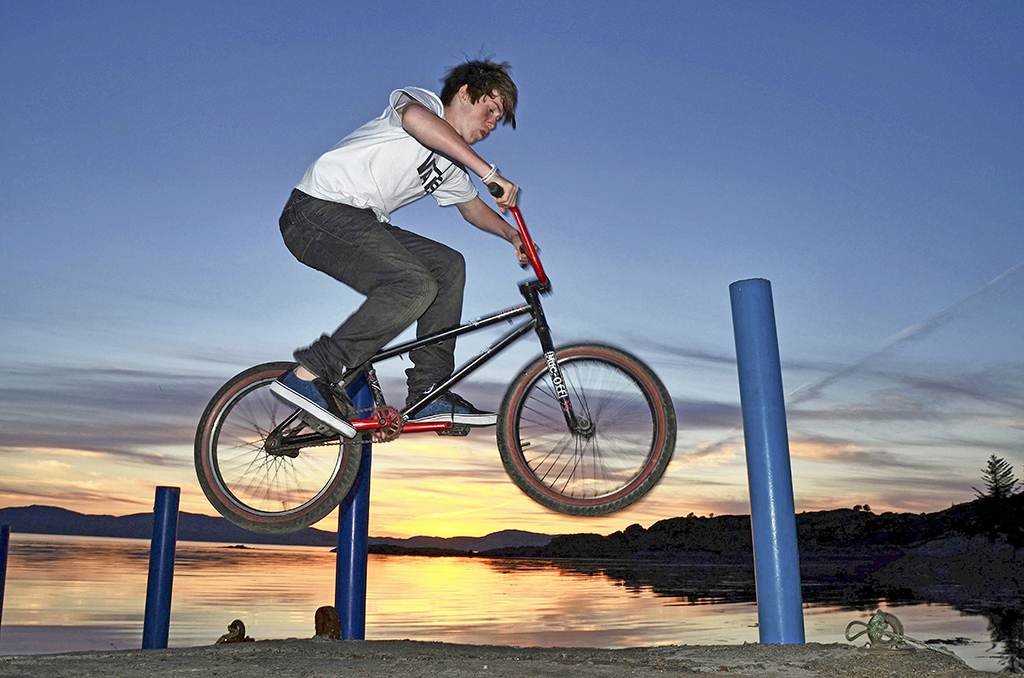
[487,182,504,198]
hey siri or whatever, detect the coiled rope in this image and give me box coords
[845,610,970,668]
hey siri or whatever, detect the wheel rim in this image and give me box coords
[514,354,661,502]
[208,375,345,518]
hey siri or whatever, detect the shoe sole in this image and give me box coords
[409,412,497,426]
[270,382,357,439]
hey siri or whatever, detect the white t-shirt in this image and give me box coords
[295,87,478,222]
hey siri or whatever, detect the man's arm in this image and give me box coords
[398,100,518,211]
[456,197,529,265]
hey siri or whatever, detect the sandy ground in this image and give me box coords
[0,639,994,677]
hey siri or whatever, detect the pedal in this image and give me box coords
[299,413,341,438]
[436,424,471,437]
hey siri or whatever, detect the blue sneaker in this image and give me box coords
[407,391,496,426]
[270,370,357,439]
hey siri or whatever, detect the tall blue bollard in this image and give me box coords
[729,279,805,644]
[336,374,374,640]
[0,525,9,639]
[142,486,180,649]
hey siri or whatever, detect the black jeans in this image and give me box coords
[279,189,465,398]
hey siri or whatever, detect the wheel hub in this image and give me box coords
[573,417,596,438]
[264,432,300,458]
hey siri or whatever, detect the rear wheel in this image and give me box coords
[497,344,676,516]
[194,362,362,534]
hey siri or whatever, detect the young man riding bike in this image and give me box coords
[271,60,525,438]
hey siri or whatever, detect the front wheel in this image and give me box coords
[497,344,676,516]
[194,362,363,534]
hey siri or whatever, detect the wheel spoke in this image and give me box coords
[521,358,655,497]
[195,363,362,533]
[499,345,675,515]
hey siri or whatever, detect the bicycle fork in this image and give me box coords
[522,281,593,437]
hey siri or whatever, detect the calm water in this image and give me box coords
[0,534,1017,673]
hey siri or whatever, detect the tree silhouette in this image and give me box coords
[974,454,1018,500]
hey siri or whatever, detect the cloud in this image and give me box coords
[897,368,1024,412]
[674,398,742,429]
[374,460,512,485]
[787,364,1024,432]
[789,258,1024,405]
[672,437,743,467]
[789,394,941,424]
[632,336,851,377]
[788,434,926,470]
[0,437,188,466]
[0,479,153,510]
[633,316,1024,432]
[0,363,220,462]
[627,339,737,367]
[0,363,221,416]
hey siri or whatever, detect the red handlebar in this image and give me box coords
[509,206,547,286]
[487,182,547,286]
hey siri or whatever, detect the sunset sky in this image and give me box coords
[2,1,1022,539]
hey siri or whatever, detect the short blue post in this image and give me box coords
[729,279,805,644]
[336,374,374,640]
[0,525,9,639]
[142,486,180,649]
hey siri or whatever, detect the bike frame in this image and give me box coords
[334,206,584,437]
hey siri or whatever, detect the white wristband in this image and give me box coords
[481,164,498,183]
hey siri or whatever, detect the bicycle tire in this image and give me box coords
[497,344,676,516]
[194,362,363,534]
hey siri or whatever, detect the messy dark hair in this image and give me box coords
[440,59,518,129]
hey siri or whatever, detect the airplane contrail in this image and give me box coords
[789,258,1024,405]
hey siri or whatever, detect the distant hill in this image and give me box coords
[371,530,553,552]
[0,505,337,547]
[0,505,554,551]
[487,494,1024,560]
[4,494,1022,561]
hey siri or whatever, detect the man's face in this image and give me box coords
[453,86,504,144]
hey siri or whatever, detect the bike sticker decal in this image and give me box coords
[544,351,568,399]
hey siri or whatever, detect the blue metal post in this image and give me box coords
[336,374,373,640]
[0,525,9,640]
[729,278,805,644]
[143,486,180,649]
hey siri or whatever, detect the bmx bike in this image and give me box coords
[195,197,676,534]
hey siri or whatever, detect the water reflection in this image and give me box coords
[0,535,1017,672]
[969,607,1024,674]
[527,558,757,604]
[531,556,1024,673]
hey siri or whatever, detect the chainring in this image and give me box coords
[369,406,403,443]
